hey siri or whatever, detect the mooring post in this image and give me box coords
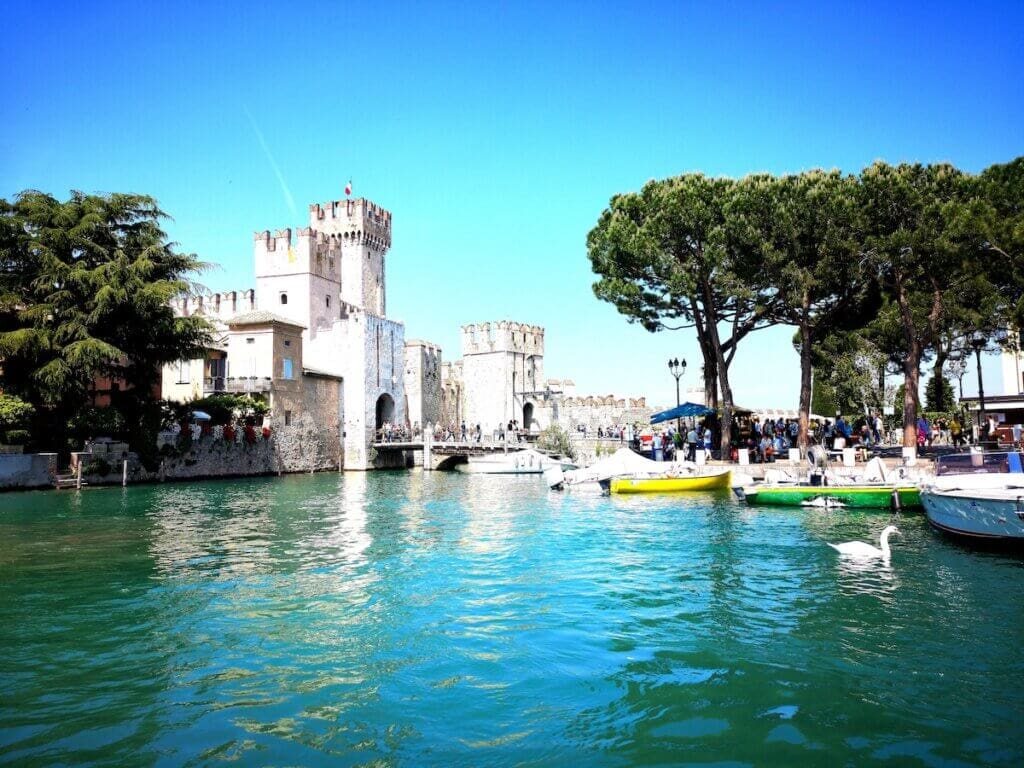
[76,461,82,490]
[122,459,128,487]
[424,429,432,471]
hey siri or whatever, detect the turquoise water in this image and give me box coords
[1,471,1022,766]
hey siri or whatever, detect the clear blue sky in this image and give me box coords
[3,1,1021,409]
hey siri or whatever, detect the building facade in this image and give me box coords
[439,320,650,437]
[162,196,405,470]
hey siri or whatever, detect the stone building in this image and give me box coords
[403,340,442,431]
[439,320,650,437]
[162,196,405,470]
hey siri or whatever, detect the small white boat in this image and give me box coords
[920,450,1024,541]
[921,470,1024,541]
[457,449,573,475]
[551,447,672,492]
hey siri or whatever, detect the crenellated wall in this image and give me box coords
[172,289,256,321]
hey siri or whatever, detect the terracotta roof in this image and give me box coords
[227,310,306,329]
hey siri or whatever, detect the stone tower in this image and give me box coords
[251,195,404,470]
[253,228,342,339]
[403,340,442,430]
[458,321,545,432]
[308,198,391,316]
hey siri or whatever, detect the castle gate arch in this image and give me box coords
[375,393,395,431]
[523,402,535,432]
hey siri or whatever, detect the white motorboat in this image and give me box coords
[548,447,669,491]
[457,449,573,475]
[920,451,1024,541]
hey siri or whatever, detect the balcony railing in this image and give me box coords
[211,376,272,393]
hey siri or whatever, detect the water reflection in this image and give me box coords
[2,475,1023,766]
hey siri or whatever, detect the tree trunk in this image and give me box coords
[797,312,813,456]
[700,281,734,458]
[932,353,946,412]
[902,348,922,448]
[704,359,718,409]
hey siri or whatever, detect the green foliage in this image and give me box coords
[586,158,1024,450]
[0,190,213,451]
[81,457,112,476]
[186,394,268,424]
[537,424,576,461]
[68,406,126,439]
[0,393,35,445]
[924,374,956,412]
[0,393,34,429]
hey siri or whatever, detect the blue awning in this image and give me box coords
[650,402,714,424]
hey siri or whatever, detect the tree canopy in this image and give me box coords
[0,190,212,451]
[588,158,1024,450]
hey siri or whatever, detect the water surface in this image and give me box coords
[1,472,1022,766]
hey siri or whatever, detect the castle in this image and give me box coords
[438,320,650,439]
[162,197,405,470]
[161,193,649,471]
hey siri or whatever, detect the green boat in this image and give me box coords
[739,483,922,509]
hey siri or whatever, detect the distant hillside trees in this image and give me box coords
[0,190,212,452]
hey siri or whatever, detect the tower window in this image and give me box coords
[326,296,331,308]
[280,293,288,305]
[284,340,291,347]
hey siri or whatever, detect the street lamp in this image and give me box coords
[668,358,687,433]
[971,331,987,443]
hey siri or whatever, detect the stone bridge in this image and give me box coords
[371,439,533,471]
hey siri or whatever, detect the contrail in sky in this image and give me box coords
[244,107,297,219]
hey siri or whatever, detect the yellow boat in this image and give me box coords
[608,468,732,494]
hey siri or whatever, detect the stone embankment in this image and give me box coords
[0,419,346,492]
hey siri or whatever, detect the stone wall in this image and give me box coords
[404,340,442,430]
[0,453,58,490]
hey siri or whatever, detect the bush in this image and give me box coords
[68,406,126,440]
[537,424,576,461]
[3,429,30,445]
[187,394,269,425]
[0,394,34,444]
[82,457,112,476]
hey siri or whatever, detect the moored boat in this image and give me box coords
[607,467,732,494]
[456,449,574,475]
[735,452,922,509]
[920,451,1024,541]
[741,483,921,509]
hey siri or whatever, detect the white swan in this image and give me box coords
[828,525,899,558]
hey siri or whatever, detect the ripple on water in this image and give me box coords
[1,474,1023,766]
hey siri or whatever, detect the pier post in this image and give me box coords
[76,461,82,490]
[122,459,128,487]
[424,429,432,471]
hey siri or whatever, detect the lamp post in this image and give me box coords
[971,331,987,443]
[668,357,687,433]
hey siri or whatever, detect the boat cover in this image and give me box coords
[565,448,667,483]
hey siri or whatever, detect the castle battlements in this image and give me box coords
[461,320,545,356]
[172,289,256,321]
[309,198,392,251]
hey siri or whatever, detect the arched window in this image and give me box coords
[280,293,288,305]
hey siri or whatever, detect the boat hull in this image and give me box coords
[743,484,922,509]
[922,489,1024,540]
[609,470,732,494]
